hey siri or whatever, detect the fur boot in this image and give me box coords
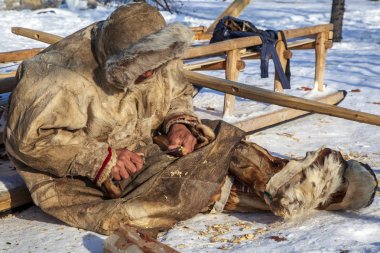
[264,147,377,218]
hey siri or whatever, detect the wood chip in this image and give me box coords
[298,86,312,91]
[269,235,287,242]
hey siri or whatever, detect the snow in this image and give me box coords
[0,0,379,252]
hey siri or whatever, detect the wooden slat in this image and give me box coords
[224,49,240,116]
[185,58,245,71]
[0,186,32,213]
[11,27,62,44]
[0,71,17,78]
[274,40,286,92]
[315,31,329,91]
[0,159,32,213]
[234,91,345,132]
[185,24,334,59]
[8,26,333,60]
[0,48,43,63]
[206,0,251,33]
[105,224,179,253]
[183,70,380,126]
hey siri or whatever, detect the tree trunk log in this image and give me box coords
[330,0,345,42]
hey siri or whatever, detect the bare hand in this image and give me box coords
[167,124,197,156]
[113,149,144,181]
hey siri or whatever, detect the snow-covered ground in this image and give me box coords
[0,0,379,252]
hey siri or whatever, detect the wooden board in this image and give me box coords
[234,91,346,132]
[0,160,32,213]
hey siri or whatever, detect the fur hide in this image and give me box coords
[264,148,346,218]
[105,23,193,91]
[326,160,377,210]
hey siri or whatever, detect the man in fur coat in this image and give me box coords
[4,3,377,236]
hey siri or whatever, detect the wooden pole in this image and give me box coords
[224,49,240,116]
[0,48,43,63]
[315,31,329,91]
[11,27,62,45]
[8,25,333,60]
[274,40,287,93]
[183,70,380,126]
[185,59,246,71]
[104,224,179,253]
[235,91,345,132]
[206,0,251,34]
[185,24,334,59]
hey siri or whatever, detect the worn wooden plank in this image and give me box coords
[315,31,329,91]
[11,27,62,44]
[234,91,345,132]
[0,160,32,213]
[274,40,286,92]
[183,70,380,126]
[224,49,240,116]
[185,24,333,59]
[104,224,179,253]
[0,48,43,63]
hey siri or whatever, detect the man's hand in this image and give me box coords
[168,123,197,156]
[113,149,144,181]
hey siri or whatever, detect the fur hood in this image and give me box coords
[99,23,193,91]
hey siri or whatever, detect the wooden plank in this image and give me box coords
[0,48,43,63]
[185,59,245,71]
[104,224,179,253]
[0,71,17,78]
[234,91,345,132]
[0,160,32,213]
[274,40,286,92]
[315,31,329,91]
[206,0,251,34]
[190,26,207,33]
[224,49,240,116]
[185,24,334,59]
[0,186,32,212]
[8,25,333,60]
[11,27,62,45]
[192,33,213,41]
[183,70,380,126]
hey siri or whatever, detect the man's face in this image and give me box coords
[135,70,154,84]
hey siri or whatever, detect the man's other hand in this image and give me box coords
[113,149,144,181]
[168,123,196,155]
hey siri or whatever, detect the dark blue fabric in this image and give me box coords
[210,16,291,89]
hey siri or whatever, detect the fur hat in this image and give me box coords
[94,3,193,91]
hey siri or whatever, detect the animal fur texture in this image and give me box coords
[265,148,346,218]
[105,23,193,91]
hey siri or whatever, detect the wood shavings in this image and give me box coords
[170,170,182,177]
[232,233,255,243]
[175,244,187,249]
[210,236,229,243]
